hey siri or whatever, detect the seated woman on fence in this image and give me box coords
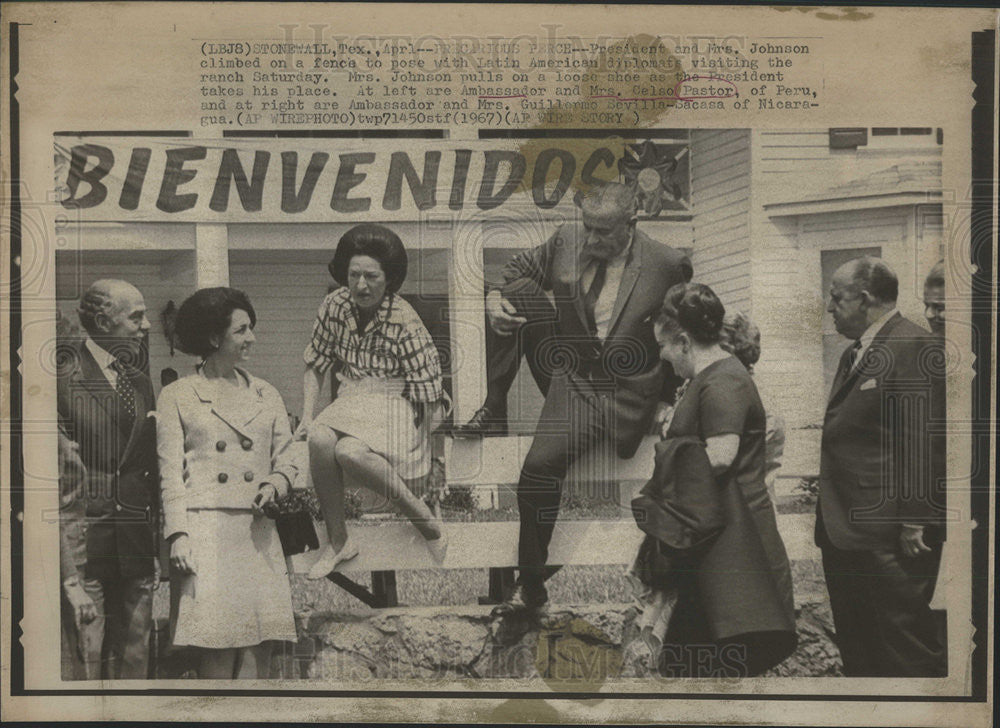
[157,287,298,679]
[628,283,796,677]
[298,223,449,579]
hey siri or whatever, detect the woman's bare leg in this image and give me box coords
[235,643,273,679]
[308,425,349,552]
[334,437,441,541]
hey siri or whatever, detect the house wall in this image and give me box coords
[54,226,199,399]
[749,129,943,429]
[690,129,753,314]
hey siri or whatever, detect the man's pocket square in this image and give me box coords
[859,379,878,391]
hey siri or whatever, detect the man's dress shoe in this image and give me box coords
[490,582,548,618]
[452,405,508,437]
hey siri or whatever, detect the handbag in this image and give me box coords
[273,510,320,557]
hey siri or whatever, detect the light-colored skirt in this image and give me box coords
[170,509,296,649]
[313,375,430,480]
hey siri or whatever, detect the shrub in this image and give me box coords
[439,484,476,513]
[275,488,364,521]
[795,476,819,507]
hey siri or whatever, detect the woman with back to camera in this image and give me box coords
[651,282,796,677]
[298,223,448,579]
[157,287,298,679]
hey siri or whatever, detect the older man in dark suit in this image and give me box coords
[58,279,159,679]
[817,257,947,677]
[477,183,692,615]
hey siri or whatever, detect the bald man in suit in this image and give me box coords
[58,279,160,679]
[817,257,947,677]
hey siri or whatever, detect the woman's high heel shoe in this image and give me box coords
[306,538,359,579]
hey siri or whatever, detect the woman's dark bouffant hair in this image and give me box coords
[328,223,408,293]
[721,310,762,372]
[658,282,726,344]
[174,287,257,359]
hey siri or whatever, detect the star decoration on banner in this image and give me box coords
[618,140,690,217]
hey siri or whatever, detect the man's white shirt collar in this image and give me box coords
[84,336,118,387]
[854,307,899,370]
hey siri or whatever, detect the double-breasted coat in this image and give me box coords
[157,369,299,538]
[156,368,299,648]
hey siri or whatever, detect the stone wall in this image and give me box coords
[256,599,841,682]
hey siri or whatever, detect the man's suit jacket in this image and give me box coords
[57,339,159,581]
[817,313,947,551]
[501,223,692,457]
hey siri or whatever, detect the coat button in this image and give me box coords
[243,471,255,482]
[241,439,253,451]
[217,473,228,484]
[216,440,227,452]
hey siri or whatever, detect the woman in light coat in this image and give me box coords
[157,287,297,679]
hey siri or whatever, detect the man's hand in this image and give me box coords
[899,524,932,558]
[486,290,527,336]
[169,532,196,574]
[58,432,87,485]
[63,579,98,630]
[152,552,162,591]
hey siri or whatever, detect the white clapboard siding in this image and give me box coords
[229,254,338,417]
[752,130,854,430]
[690,129,752,314]
[751,129,940,429]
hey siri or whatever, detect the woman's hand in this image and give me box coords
[412,401,444,433]
[427,402,444,434]
[293,417,312,441]
[252,483,279,518]
[654,403,675,440]
[169,532,196,574]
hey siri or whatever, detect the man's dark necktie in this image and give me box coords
[582,259,608,337]
[111,359,137,426]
